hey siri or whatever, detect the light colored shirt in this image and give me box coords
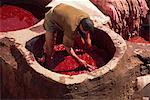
[44,3,89,48]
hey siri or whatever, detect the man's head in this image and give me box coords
[80,18,94,35]
[78,18,94,49]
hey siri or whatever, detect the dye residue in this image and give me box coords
[128,36,150,44]
[47,44,106,76]
[0,5,38,32]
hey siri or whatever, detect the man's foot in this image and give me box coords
[37,54,46,66]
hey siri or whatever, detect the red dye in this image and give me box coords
[0,5,38,32]
[47,44,105,76]
[128,36,150,44]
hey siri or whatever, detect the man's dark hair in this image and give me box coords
[80,18,94,34]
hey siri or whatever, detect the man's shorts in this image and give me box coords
[43,18,58,33]
[43,19,63,44]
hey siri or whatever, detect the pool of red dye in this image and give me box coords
[128,36,150,44]
[46,44,106,76]
[0,5,38,32]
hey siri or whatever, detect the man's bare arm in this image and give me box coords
[64,46,88,67]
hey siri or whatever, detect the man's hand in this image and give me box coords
[78,59,88,67]
[78,59,96,71]
[86,63,96,71]
[65,46,96,71]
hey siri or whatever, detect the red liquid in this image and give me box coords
[0,5,38,32]
[47,44,106,76]
[128,36,150,44]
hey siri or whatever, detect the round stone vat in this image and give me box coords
[1,19,126,84]
[25,28,116,76]
[22,24,127,84]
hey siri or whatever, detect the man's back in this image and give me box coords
[47,3,89,35]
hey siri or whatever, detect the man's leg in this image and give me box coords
[44,31,54,64]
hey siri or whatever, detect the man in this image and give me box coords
[43,3,95,68]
